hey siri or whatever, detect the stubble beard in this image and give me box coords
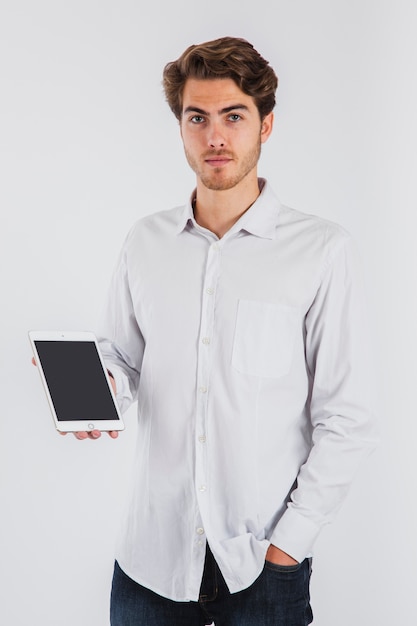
[184,136,262,192]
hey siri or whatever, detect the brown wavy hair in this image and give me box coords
[162,36,278,121]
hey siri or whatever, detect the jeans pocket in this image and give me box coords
[264,559,303,573]
[232,300,298,378]
[262,559,313,624]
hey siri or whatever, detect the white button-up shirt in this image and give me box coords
[98,179,377,601]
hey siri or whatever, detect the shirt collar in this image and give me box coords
[175,193,197,235]
[175,179,281,240]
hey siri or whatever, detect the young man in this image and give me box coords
[94,37,377,625]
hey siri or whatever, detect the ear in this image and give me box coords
[260,111,274,144]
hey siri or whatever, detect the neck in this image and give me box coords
[193,174,260,239]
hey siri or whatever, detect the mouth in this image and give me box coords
[205,157,233,168]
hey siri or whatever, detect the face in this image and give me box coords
[180,78,273,192]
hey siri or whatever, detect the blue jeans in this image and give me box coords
[110,546,313,625]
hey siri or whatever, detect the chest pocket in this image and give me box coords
[232,300,298,378]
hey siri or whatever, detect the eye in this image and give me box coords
[228,114,241,122]
[190,115,205,124]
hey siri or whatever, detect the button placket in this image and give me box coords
[194,240,221,533]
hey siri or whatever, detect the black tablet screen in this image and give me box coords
[35,340,120,422]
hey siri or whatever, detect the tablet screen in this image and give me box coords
[34,340,121,423]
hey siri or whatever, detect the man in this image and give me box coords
[87,37,377,625]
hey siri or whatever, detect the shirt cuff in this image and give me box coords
[268,508,323,563]
[105,364,132,413]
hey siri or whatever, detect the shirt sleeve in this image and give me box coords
[97,241,144,414]
[269,233,379,562]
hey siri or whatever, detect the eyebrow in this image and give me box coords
[183,104,250,116]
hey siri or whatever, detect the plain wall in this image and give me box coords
[1,1,416,624]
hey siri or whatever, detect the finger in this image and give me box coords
[89,430,102,439]
[74,431,90,440]
[108,430,119,439]
[31,357,36,366]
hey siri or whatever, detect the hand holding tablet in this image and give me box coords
[29,330,125,435]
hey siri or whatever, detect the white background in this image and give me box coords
[1,1,416,624]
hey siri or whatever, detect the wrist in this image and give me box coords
[266,544,299,566]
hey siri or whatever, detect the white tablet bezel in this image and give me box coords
[29,330,124,433]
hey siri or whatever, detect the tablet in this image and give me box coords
[29,330,124,433]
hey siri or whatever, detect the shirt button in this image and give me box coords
[206,287,214,295]
[199,485,207,492]
[202,337,210,345]
[211,243,219,251]
[198,435,206,443]
[199,386,207,394]
[196,527,205,535]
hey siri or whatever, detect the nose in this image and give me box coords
[207,121,226,149]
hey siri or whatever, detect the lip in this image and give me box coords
[205,157,232,167]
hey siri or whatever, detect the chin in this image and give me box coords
[201,175,242,192]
